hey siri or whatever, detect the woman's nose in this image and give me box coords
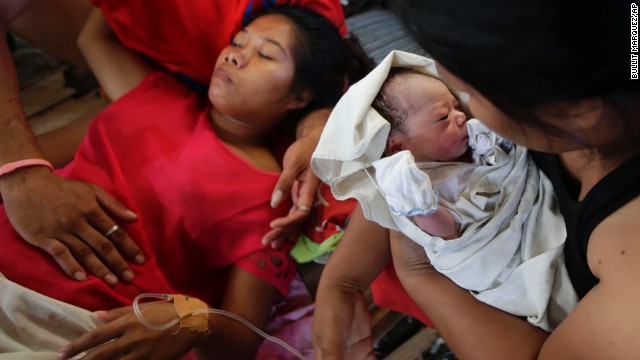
[225,51,245,68]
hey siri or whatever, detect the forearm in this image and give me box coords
[0,22,46,192]
[8,0,91,68]
[0,93,42,164]
[395,252,548,359]
[296,107,331,139]
[315,205,389,339]
[195,316,265,360]
[77,8,153,101]
[319,204,391,293]
[195,265,276,359]
[314,205,387,358]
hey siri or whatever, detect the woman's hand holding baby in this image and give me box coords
[389,230,437,293]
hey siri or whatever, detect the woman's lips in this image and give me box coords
[212,68,233,83]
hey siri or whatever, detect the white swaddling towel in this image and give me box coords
[373,150,438,217]
[311,50,578,331]
[373,121,507,218]
[0,273,98,359]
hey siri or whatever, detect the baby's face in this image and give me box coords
[387,74,469,162]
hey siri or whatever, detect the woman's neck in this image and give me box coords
[552,97,640,200]
[208,107,270,146]
[559,146,640,201]
[208,107,282,172]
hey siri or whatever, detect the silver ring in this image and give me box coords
[297,205,311,212]
[104,225,120,237]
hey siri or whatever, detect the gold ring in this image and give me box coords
[297,205,311,212]
[104,225,120,237]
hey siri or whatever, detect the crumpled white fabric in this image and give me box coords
[0,273,98,359]
[373,150,438,217]
[373,121,507,217]
[312,50,578,331]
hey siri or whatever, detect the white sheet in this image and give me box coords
[0,273,97,359]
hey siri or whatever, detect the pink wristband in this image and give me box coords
[0,159,54,178]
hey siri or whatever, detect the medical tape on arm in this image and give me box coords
[170,294,210,334]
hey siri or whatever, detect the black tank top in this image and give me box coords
[531,151,640,299]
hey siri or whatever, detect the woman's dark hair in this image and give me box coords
[263,6,374,114]
[391,0,638,148]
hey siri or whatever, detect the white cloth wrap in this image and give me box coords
[0,273,98,359]
[312,50,578,331]
[372,150,439,217]
[373,121,507,217]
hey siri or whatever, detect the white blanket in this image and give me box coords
[311,50,578,331]
[0,273,97,359]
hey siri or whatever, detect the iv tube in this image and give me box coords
[133,293,307,360]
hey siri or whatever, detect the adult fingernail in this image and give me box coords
[122,270,135,282]
[134,254,145,264]
[271,190,283,208]
[104,274,118,285]
[126,209,138,218]
[57,351,67,359]
[74,271,86,282]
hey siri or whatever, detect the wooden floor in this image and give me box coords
[15,29,449,360]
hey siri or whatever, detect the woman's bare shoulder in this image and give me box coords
[541,195,640,359]
[588,193,640,279]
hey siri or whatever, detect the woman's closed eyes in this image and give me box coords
[230,31,284,62]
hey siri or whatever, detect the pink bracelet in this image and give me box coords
[0,159,54,178]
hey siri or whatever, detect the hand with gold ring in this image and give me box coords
[104,224,120,237]
[1,172,144,286]
[262,198,316,250]
[262,109,325,249]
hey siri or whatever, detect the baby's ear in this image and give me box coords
[386,134,405,155]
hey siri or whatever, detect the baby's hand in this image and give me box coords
[372,150,438,217]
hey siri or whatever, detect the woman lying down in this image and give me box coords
[0,6,369,360]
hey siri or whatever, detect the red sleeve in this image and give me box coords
[236,246,297,296]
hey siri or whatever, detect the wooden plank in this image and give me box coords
[385,327,439,360]
[21,67,77,118]
[28,91,108,135]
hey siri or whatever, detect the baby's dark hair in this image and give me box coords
[372,67,413,133]
[264,6,374,115]
[372,67,458,134]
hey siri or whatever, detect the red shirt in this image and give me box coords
[92,0,347,83]
[0,72,295,311]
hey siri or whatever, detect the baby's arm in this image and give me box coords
[77,8,156,101]
[413,207,459,240]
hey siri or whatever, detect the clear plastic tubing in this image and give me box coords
[133,293,307,360]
